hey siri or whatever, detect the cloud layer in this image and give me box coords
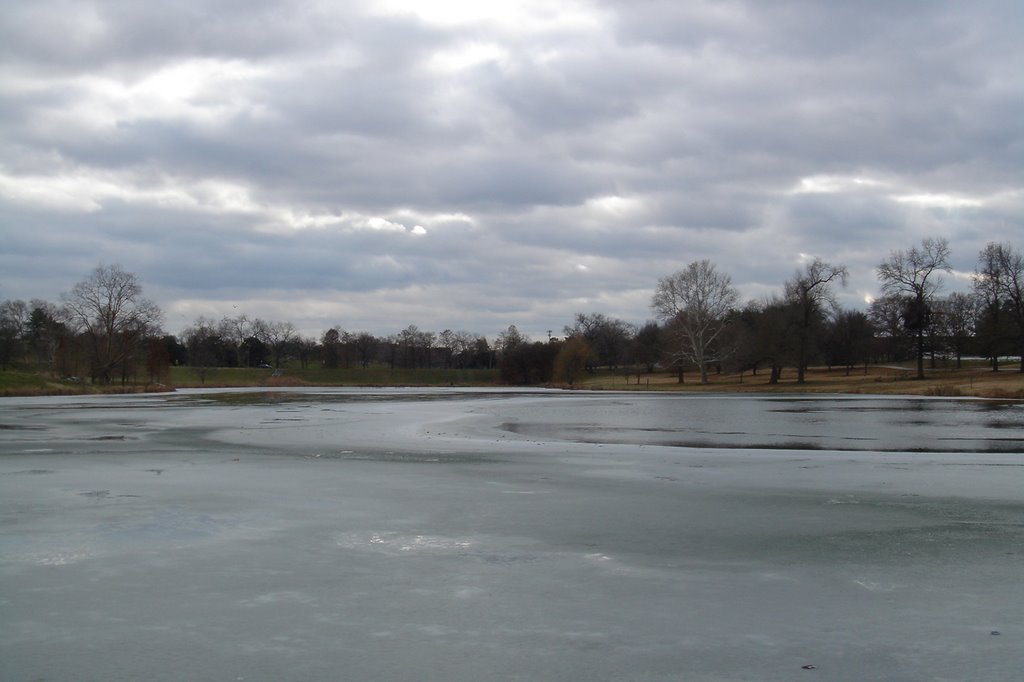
[2,0,1021,339]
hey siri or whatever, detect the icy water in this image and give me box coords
[2,389,1023,681]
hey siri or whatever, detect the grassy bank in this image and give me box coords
[169,365,501,388]
[0,370,174,396]
[575,363,1024,399]
[2,362,1022,399]
[0,365,500,396]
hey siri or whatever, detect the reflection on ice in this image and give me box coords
[20,549,99,566]
[496,394,1024,453]
[238,591,318,607]
[339,531,476,554]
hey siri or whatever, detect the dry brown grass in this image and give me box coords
[260,375,314,388]
[578,365,1024,399]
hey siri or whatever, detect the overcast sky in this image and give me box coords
[2,1,1021,340]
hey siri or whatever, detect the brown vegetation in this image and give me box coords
[577,365,1024,400]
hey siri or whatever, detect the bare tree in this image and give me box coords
[0,299,29,370]
[974,243,1008,371]
[354,332,378,368]
[784,258,848,383]
[27,299,65,370]
[496,325,526,354]
[632,321,662,374]
[824,310,875,376]
[868,294,910,362]
[182,316,222,384]
[417,329,436,368]
[876,238,951,379]
[999,246,1024,373]
[974,241,1024,372]
[652,259,739,384]
[263,320,298,368]
[935,292,978,369]
[564,312,635,370]
[321,328,342,368]
[62,264,162,384]
[219,313,253,368]
[294,336,318,369]
[392,325,436,368]
[438,329,456,368]
[736,296,798,384]
[243,330,271,368]
[448,331,482,369]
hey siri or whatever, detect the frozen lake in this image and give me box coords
[2,389,1023,681]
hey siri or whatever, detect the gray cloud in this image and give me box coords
[1,0,1021,340]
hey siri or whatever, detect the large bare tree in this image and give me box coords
[182,316,222,383]
[975,242,1024,372]
[652,259,739,384]
[935,292,979,369]
[262,320,298,368]
[876,238,951,379]
[62,264,162,384]
[784,258,848,383]
[997,245,1024,373]
[218,313,253,368]
[974,243,1008,370]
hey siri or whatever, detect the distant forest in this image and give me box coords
[1,238,1021,387]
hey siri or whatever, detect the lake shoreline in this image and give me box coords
[3,363,1023,400]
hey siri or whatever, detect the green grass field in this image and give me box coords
[0,361,500,395]
[0,369,57,395]
[170,365,500,388]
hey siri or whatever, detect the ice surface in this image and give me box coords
[2,389,1023,681]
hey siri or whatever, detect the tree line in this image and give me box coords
[650,238,1023,385]
[1,238,1021,386]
